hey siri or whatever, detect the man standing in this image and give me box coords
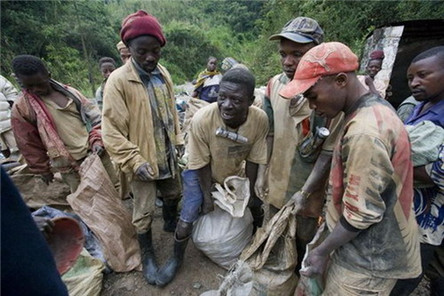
[280,42,421,294]
[0,75,19,160]
[256,17,342,271]
[157,68,269,286]
[192,56,222,103]
[102,10,183,286]
[116,40,131,65]
[11,55,117,193]
[391,46,444,295]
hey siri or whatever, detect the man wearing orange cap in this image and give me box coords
[279,42,421,294]
[102,10,183,286]
[255,17,343,272]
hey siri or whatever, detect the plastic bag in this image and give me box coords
[201,202,298,296]
[62,249,105,296]
[192,205,253,269]
[294,222,328,296]
[67,154,141,272]
[212,176,250,218]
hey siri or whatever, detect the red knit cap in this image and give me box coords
[369,50,384,60]
[120,10,166,47]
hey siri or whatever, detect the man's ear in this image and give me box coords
[335,73,348,87]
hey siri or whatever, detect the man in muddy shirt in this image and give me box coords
[280,42,421,295]
[156,67,268,286]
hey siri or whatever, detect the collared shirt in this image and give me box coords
[405,99,444,127]
[133,60,175,179]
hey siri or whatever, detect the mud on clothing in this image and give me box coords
[102,59,182,232]
[326,93,421,279]
[262,73,343,209]
[180,103,268,223]
[187,103,268,184]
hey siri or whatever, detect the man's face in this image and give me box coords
[366,59,382,79]
[279,39,314,79]
[100,62,116,79]
[129,35,161,73]
[119,47,131,64]
[217,81,253,128]
[407,55,444,102]
[303,75,346,119]
[207,58,217,72]
[18,72,52,96]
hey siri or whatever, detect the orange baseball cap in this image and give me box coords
[280,42,359,99]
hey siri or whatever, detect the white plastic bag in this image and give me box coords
[212,176,250,218]
[192,205,253,269]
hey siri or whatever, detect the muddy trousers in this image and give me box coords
[130,176,181,234]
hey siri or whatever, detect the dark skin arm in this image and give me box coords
[414,165,434,186]
[198,164,214,214]
[301,220,359,277]
[246,161,260,206]
[291,152,332,213]
[254,135,273,198]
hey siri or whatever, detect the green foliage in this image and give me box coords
[2,0,444,90]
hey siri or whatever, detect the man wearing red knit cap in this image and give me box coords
[280,42,421,294]
[102,10,183,286]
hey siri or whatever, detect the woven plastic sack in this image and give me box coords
[212,176,250,218]
[67,154,141,272]
[201,202,298,296]
[62,249,105,296]
[240,202,298,296]
[192,204,253,269]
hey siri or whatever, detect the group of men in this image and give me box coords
[4,8,443,295]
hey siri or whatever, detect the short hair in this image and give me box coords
[411,46,444,65]
[12,55,49,76]
[208,56,217,62]
[98,57,116,68]
[221,67,255,97]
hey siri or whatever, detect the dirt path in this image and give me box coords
[101,207,225,296]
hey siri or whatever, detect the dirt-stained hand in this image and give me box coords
[289,190,308,215]
[300,248,329,277]
[136,162,155,181]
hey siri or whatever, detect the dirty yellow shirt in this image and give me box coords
[187,103,268,184]
[264,73,344,209]
[42,97,89,160]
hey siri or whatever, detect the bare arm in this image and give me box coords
[301,219,359,276]
[414,165,434,185]
[291,152,332,214]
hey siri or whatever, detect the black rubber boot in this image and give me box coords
[137,230,158,285]
[156,220,192,287]
[162,199,179,233]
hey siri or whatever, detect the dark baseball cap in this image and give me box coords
[269,17,324,45]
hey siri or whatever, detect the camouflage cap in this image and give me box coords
[269,17,324,45]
